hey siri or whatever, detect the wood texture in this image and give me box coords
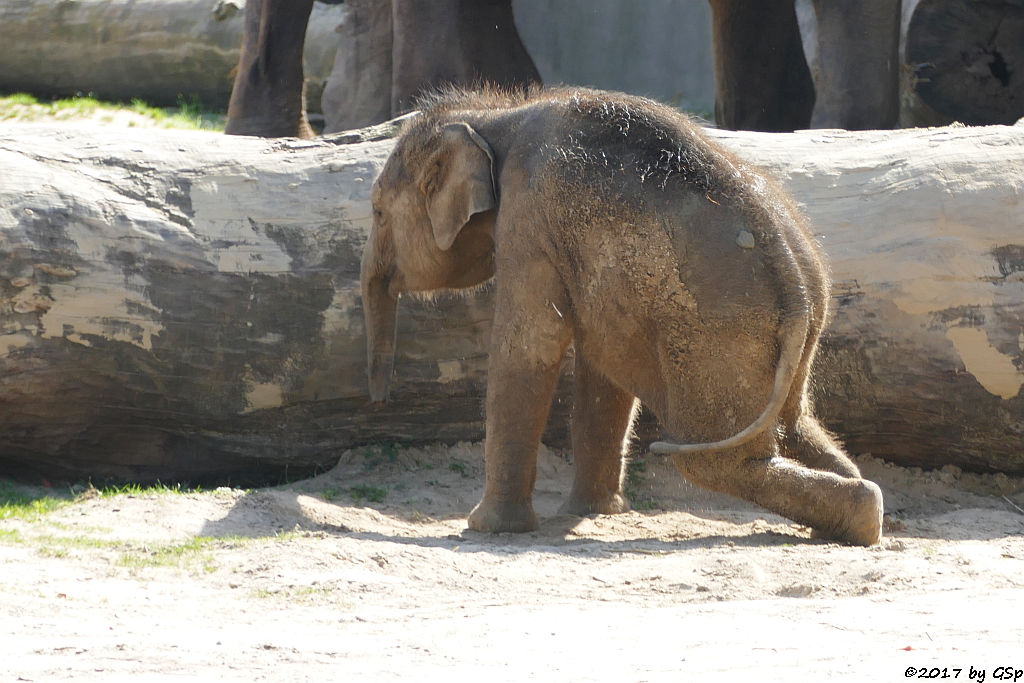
[2,120,1023,483]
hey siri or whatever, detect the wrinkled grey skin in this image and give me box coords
[708,0,815,132]
[361,87,884,546]
[226,0,336,138]
[323,0,540,133]
[336,0,901,133]
[227,0,538,138]
[806,0,902,129]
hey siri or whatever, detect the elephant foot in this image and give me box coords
[467,497,540,533]
[811,480,884,547]
[558,490,630,516]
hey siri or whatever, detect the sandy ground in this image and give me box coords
[2,442,1023,682]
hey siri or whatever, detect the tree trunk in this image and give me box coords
[1,120,1023,483]
[0,0,344,113]
[903,0,1024,126]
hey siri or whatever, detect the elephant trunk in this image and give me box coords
[361,243,399,403]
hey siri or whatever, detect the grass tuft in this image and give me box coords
[0,480,71,520]
[625,457,660,511]
[98,481,202,498]
[117,536,234,572]
[350,484,388,504]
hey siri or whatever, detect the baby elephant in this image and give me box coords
[361,86,883,545]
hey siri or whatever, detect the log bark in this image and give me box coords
[1,120,1023,483]
[0,0,344,112]
[903,0,1024,126]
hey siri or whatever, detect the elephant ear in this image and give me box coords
[423,122,496,251]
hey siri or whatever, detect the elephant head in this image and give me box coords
[360,120,499,402]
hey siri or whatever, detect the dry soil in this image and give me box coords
[3,442,1023,682]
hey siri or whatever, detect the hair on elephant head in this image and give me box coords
[361,85,884,546]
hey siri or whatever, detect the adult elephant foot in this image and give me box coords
[467,497,540,533]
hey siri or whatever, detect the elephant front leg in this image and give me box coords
[467,275,573,533]
[560,355,638,516]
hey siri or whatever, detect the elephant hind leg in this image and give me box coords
[783,412,862,479]
[672,437,883,546]
[775,290,861,479]
[560,355,638,516]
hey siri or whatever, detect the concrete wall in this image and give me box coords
[512,0,716,116]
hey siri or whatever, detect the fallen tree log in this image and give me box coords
[1,120,1023,483]
[0,0,344,112]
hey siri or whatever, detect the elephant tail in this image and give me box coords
[648,309,808,456]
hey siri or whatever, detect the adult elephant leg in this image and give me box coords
[708,0,814,132]
[672,437,883,546]
[390,0,541,115]
[226,0,316,138]
[468,260,572,533]
[321,0,394,132]
[809,0,901,129]
[560,354,637,516]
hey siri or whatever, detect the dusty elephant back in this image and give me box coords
[483,89,816,332]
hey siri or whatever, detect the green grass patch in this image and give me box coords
[350,484,388,504]
[448,461,469,478]
[0,92,225,130]
[0,480,71,520]
[97,481,202,498]
[0,478,208,521]
[34,534,121,559]
[36,534,118,551]
[362,443,401,471]
[117,536,232,572]
[0,528,24,543]
[253,584,338,601]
